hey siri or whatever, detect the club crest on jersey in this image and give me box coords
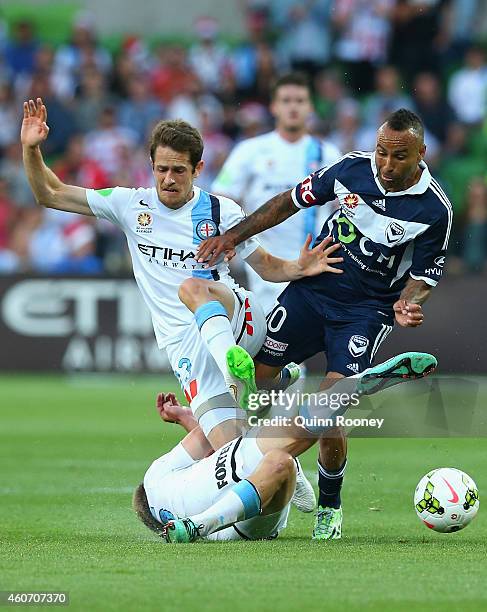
[348,335,369,357]
[344,193,359,209]
[136,212,153,233]
[385,221,405,243]
[196,219,218,240]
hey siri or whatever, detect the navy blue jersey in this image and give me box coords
[291,151,452,309]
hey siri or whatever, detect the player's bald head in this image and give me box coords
[379,109,424,145]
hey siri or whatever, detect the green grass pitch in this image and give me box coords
[1,374,486,611]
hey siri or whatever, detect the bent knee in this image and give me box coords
[262,449,295,479]
[178,277,210,303]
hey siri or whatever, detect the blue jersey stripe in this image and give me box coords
[191,190,221,279]
[191,190,212,246]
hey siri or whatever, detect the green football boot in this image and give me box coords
[226,346,258,410]
[357,352,437,396]
[312,506,343,540]
[162,518,201,543]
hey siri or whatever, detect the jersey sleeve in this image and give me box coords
[219,196,260,260]
[86,187,134,228]
[211,141,251,202]
[409,211,451,286]
[291,158,343,209]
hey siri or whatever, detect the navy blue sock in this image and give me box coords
[317,459,347,509]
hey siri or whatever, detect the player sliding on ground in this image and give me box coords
[134,350,437,542]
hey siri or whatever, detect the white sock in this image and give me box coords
[195,301,235,378]
[190,479,261,537]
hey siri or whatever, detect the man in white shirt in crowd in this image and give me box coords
[212,72,341,315]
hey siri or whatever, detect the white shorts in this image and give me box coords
[144,435,290,541]
[165,287,266,413]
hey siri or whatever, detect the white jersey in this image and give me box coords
[212,131,341,260]
[87,185,259,348]
[144,435,290,541]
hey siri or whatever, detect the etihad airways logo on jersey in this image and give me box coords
[300,174,316,205]
[138,243,201,269]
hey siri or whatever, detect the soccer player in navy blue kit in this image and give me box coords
[198,109,453,540]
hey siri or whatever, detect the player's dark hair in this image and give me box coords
[149,119,204,170]
[132,483,165,537]
[271,72,311,100]
[384,108,424,142]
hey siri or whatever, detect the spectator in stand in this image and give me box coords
[332,0,396,95]
[14,44,73,104]
[412,72,457,146]
[448,45,487,127]
[0,81,18,153]
[109,50,138,99]
[4,20,39,84]
[118,76,164,144]
[0,176,19,273]
[443,0,480,62]
[53,135,109,190]
[74,67,115,133]
[236,102,271,139]
[53,12,112,98]
[269,0,333,78]
[0,143,35,208]
[196,107,233,191]
[313,68,348,131]
[166,77,223,130]
[188,16,230,94]
[462,177,487,273]
[363,64,413,128]
[83,105,138,179]
[150,45,196,105]
[109,142,153,188]
[328,98,376,152]
[25,72,76,156]
[231,8,270,100]
[389,0,450,84]
[10,206,102,275]
[119,35,152,75]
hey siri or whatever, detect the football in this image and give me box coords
[414,468,479,533]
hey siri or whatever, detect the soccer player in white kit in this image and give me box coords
[212,73,341,315]
[21,98,342,453]
[134,350,437,542]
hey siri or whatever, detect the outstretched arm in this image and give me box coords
[197,189,298,266]
[246,236,343,282]
[21,98,93,216]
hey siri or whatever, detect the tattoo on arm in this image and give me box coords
[229,190,298,244]
[400,279,432,305]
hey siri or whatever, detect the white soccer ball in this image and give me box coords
[414,467,479,533]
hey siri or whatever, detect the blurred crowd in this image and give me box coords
[1,0,487,275]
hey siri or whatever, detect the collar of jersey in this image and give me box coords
[370,156,431,197]
[273,130,308,146]
[158,185,201,212]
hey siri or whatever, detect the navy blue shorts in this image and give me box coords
[256,282,394,376]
